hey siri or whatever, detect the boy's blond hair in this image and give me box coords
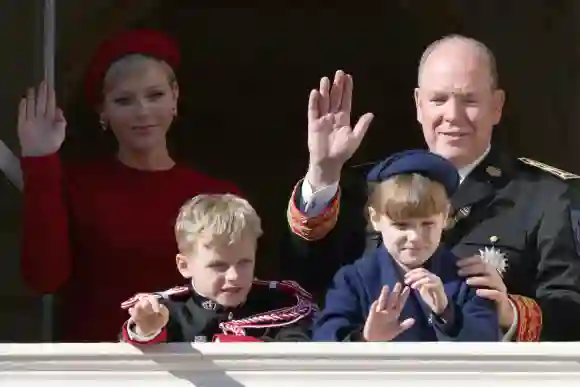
[367,173,450,221]
[175,194,263,255]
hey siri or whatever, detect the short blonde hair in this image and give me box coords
[368,173,450,221]
[175,194,263,255]
[103,53,176,93]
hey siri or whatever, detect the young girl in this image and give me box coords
[19,29,238,342]
[120,194,314,343]
[312,150,501,342]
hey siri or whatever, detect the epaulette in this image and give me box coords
[217,279,315,337]
[120,285,191,310]
[518,157,580,180]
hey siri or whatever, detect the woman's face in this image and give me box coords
[100,55,179,153]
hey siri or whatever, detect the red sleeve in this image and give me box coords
[121,320,168,344]
[20,154,71,294]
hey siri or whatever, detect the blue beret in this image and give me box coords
[366,149,460,197]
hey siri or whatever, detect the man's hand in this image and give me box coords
[305,70,374,190]
[457,255,514,329]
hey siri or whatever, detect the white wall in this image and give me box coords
[1,342,579,386]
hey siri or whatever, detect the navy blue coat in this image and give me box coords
[312,244,501,342]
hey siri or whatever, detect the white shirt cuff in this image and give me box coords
[501,299,518,342]
[300,178,339,217]
[126,319,163,342]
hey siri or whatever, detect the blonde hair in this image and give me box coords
[103,53,176,93]
[368,174,450,222]
[175,194,263,255]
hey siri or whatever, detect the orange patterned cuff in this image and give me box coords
[287,179,340,241]
[508,294,542,342]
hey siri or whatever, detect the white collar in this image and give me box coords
[457,146,491,183]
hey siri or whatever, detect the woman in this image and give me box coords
[19,29,239,342]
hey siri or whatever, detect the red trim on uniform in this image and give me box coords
[508,294,543,342]
[287,179,341,241]
[213,334,263,342]
[120,286,191,310]
[217,279,315,336]
[121,320,167,345]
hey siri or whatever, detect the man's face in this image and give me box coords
[414,43,505,168]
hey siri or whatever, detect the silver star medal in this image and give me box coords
[478,235,508,275]
[479,237,508,276]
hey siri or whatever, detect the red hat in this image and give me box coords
[83,29,181,106]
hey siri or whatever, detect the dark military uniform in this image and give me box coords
[285,147,580,341]
[120,280,315,343]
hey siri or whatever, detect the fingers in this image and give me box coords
[456,255,483,268]
[475,288,503,302]
[386,282,402,310]
[308,90,321,122]
[465,275,493,288]
[397,285,411,309]
[46,81,57,118]
[368,299,380,316]
[18,98,26,127]
[318,77,330,116]
[456,255,491,277]
[329,70,344,113]
[377,285,390,311]
[408,276,434,290]
[405,269,441,290]
[26,88,35,119]
[384,283,398,310]
[399,317,415,332]
[55,108,66,124]
[352,112,374,145]
[466,274,506,293]
[130,294,162,317]
[36,81,47,117]
[376,283,410,313]
[341,74,353,114]
[147,295,162,313]
[403,268,430,284]
[457,262,487,277]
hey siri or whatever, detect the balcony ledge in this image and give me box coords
[1,342,579,386]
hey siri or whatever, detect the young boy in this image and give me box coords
[312,150,501,342]
[120,194,314,343]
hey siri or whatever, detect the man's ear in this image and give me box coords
[368,207,381,231]
[176,254,192,278]
[413,87,422,123]
[491,88,505,125]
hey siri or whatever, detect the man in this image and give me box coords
[284,34,580,341]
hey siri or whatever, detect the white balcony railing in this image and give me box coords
[1,342,579,386]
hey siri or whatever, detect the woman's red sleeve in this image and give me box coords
[20,154,72,294]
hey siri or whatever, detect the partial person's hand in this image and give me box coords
[363,283,415,341]
[457,255,514,329]
[128,294,169,336]
[305,70,374,190]
[18,81,66,157]
[404,268,448,315]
